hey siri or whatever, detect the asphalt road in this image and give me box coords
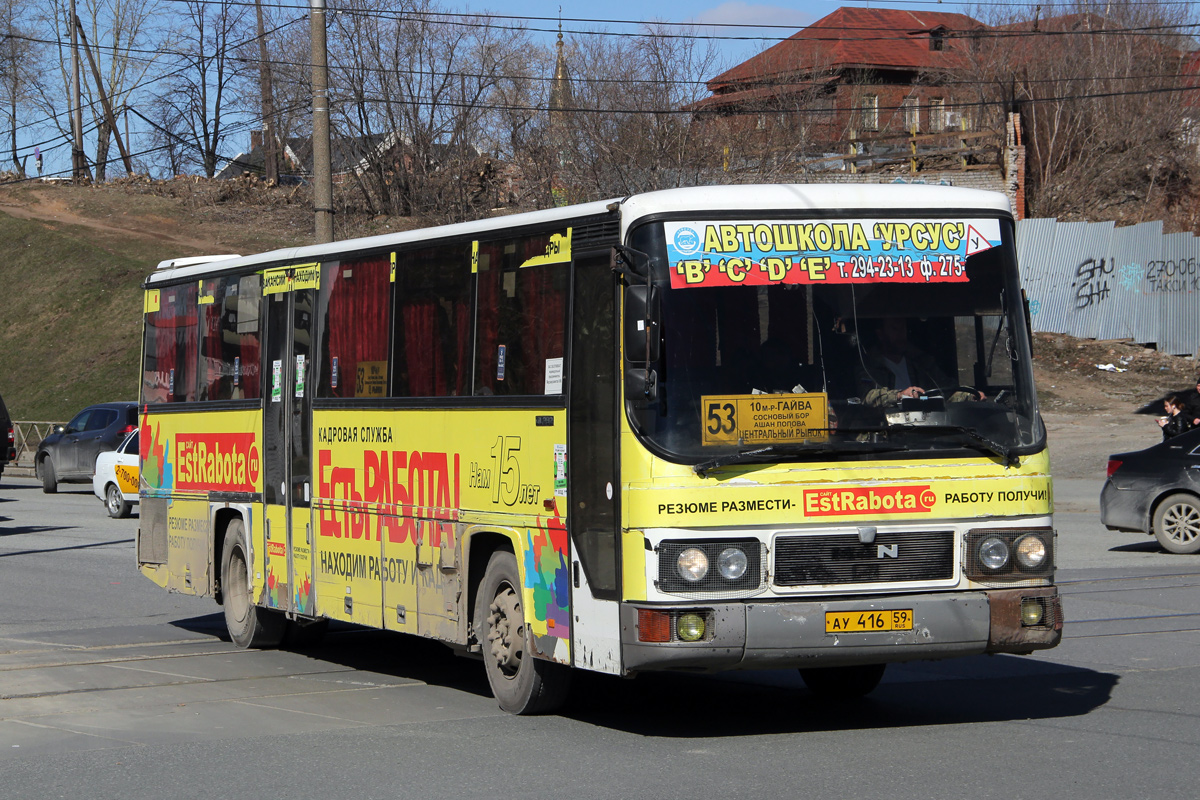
[2,475,1198,800]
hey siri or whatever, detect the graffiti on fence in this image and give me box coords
[1072,257,1113,309]
[1017,218,1200,354]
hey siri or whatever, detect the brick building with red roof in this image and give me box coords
[691,6,987,143]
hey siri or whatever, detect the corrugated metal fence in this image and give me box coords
[1017,218,1200,355]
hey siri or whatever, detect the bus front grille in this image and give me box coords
[773,530,954,587]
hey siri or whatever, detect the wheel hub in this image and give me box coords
[487,586,524,677]
[1163,504,1200,544]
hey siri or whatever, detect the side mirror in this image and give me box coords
[55,425,68,435]
[624,284,661,363]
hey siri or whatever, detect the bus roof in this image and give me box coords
[146,183,1012,285]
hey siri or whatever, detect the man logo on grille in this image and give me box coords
[877,544,898,559]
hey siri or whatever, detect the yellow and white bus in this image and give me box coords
[137,184,1060,713]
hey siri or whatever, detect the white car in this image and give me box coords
[93,429,139,518]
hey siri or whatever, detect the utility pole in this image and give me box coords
[69,0,84,182]
[310,0,333,242]
[255,0,277,185]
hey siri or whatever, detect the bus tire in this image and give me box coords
[476,550,571,715]
[221,519,285,648]
[799,663,886,699]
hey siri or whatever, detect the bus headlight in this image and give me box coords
[978,536,1010,571]
[676,548,709,582]
[717,547,748,580]
[657,539,764,595]
[1015,534,1047,570]
[965,527,1054,581]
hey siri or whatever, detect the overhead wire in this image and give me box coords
[8,2,1196,173]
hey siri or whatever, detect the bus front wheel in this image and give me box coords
[476,550,571,714]
[221,519,286,648]
[799,663,886,699]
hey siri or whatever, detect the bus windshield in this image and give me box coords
[626,215,1043,466]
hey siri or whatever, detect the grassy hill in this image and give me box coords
[0,214,149,420]
[0,182,315,420]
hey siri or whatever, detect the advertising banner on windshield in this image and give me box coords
[665,219,1001,289]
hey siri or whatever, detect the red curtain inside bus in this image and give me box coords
[323,257,390,398]
[403,298,445,396]
[144,283,198,403]
[520,267,565,394]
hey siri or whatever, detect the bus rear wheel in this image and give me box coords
[221,519,285,648]
[799,663,886,699]
[476,550,570,715]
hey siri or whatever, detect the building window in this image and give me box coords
[945,102,963,130]
[860,95,878,131]
[902,98,919,133]
[930,28,945,51]
[930,98,945,132]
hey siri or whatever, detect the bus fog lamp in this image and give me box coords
[1015,535,1047,569]
[1021,599,1045,626]
[676,613,706,641]
[677,548,709,582]
[978,536,1010,571]
[717,547,748,580]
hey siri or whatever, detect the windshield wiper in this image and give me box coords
[883,423,1019,467]
[692,439,908,478]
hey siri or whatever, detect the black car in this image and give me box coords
[0,390,14,481]
[36,402,139,494]
[1101,426,1200,553]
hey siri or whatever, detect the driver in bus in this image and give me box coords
[856,317,979,407]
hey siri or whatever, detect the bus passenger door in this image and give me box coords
[567,254,623,675]
[261,271,316,615]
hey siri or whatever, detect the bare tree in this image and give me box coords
[0,0,40,176]
[551,24,725,200]
[326,0,536,222]
[31,0,165,180]
[157,0,249,177]
[964,1,1197,220]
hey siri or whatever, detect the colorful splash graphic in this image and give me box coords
[140,418,172,491]
[265,563,288,608]
[294,572,312,614]
[524,510,570,642]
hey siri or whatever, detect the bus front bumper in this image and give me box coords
[620,587,1061,674]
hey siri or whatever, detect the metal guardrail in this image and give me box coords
[10,421,61,467]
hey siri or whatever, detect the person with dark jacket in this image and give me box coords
[1182,375,1200,426]
[1159,395,1194,440]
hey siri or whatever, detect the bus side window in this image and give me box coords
[199,274,262,401]
[474,234,568,396]
[389,243,473,398]
[317,256,391,398]
[143,282,198,403]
